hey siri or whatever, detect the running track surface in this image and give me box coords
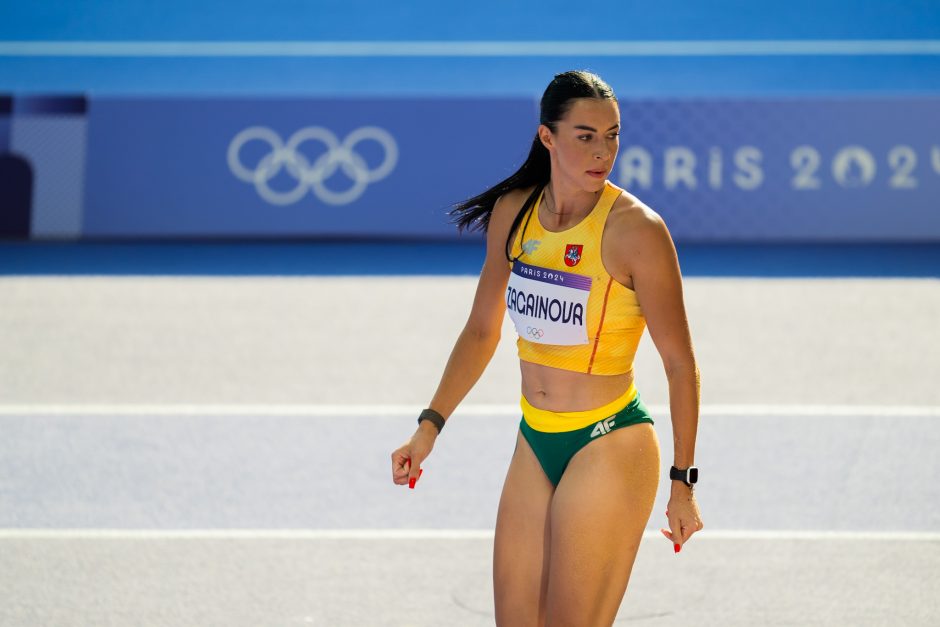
[1,274,938,624]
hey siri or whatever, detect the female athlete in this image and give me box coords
[391,70,703,626]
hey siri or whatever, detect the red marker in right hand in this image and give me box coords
[664,509,680,553]
[409,468,424,489]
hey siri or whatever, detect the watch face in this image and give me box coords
[689,467,699,483]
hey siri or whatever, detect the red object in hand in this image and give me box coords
[674,543,681,553]
[409,468,424,489]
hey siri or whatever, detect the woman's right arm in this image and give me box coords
[391,189,524,487]
[424,189,522,420]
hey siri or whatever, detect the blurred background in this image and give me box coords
[1,2,938,626]
[2,0,940,246]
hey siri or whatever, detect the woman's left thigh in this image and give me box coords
[544,422,661,627]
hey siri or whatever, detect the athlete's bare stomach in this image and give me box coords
[519,359,634,413]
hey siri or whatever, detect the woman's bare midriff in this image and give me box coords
[519,359,634,413]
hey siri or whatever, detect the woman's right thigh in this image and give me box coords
[493,428,555,627]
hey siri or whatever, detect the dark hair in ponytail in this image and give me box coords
[448,70,617,259]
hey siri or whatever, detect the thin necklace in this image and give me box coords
[543,184,601,216]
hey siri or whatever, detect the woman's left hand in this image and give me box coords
[660,485,703,553]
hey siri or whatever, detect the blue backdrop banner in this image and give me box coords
[19,95,939,241]
[82,97,538,238]
[616,98,940,241]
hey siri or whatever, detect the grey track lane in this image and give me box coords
[1,411,939,626]
[1,277,938,407]
[1,412,938,531]
[2,410,939,626]
[2,536,937,626]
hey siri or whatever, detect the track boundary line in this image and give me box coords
[0,529,937,541]
[0,404,937,417]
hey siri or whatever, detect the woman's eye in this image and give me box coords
[579,135,591,141]
[609,134,620,139]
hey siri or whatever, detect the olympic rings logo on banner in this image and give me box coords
[227,126,399,206]
[526,327,545,339]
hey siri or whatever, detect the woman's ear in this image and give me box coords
[537,124,554,151]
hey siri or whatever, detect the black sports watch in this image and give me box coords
[670,466,699,488]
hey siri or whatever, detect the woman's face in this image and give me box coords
[539,97,620,190]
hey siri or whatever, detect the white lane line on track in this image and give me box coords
[0,404,938,417]
[1,40,939,57]
[0,529,937,541]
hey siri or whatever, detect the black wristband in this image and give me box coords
[669,465,699,487]
[418,408,446,434]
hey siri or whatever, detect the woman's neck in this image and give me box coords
[542,180,602,219]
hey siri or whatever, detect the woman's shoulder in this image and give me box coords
[606,183,669,239]
[489,185,540,234]
[494,185,538,214]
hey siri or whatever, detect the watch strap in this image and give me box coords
[669,465,698,487]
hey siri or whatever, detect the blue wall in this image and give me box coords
[4,1,939,41]
[1,1,938,242]
[3,1,939,96]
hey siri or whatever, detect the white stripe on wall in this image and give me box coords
[0,40,938,57]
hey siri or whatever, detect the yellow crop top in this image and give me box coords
[506,181,645,375]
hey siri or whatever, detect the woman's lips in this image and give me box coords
[587,170,606,178]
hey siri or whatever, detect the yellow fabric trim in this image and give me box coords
[520,382,638,433]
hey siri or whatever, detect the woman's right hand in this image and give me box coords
[391,422,439,488]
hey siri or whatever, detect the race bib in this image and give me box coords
[506,260,591,345]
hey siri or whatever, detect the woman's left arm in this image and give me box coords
[611,205,703,551]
